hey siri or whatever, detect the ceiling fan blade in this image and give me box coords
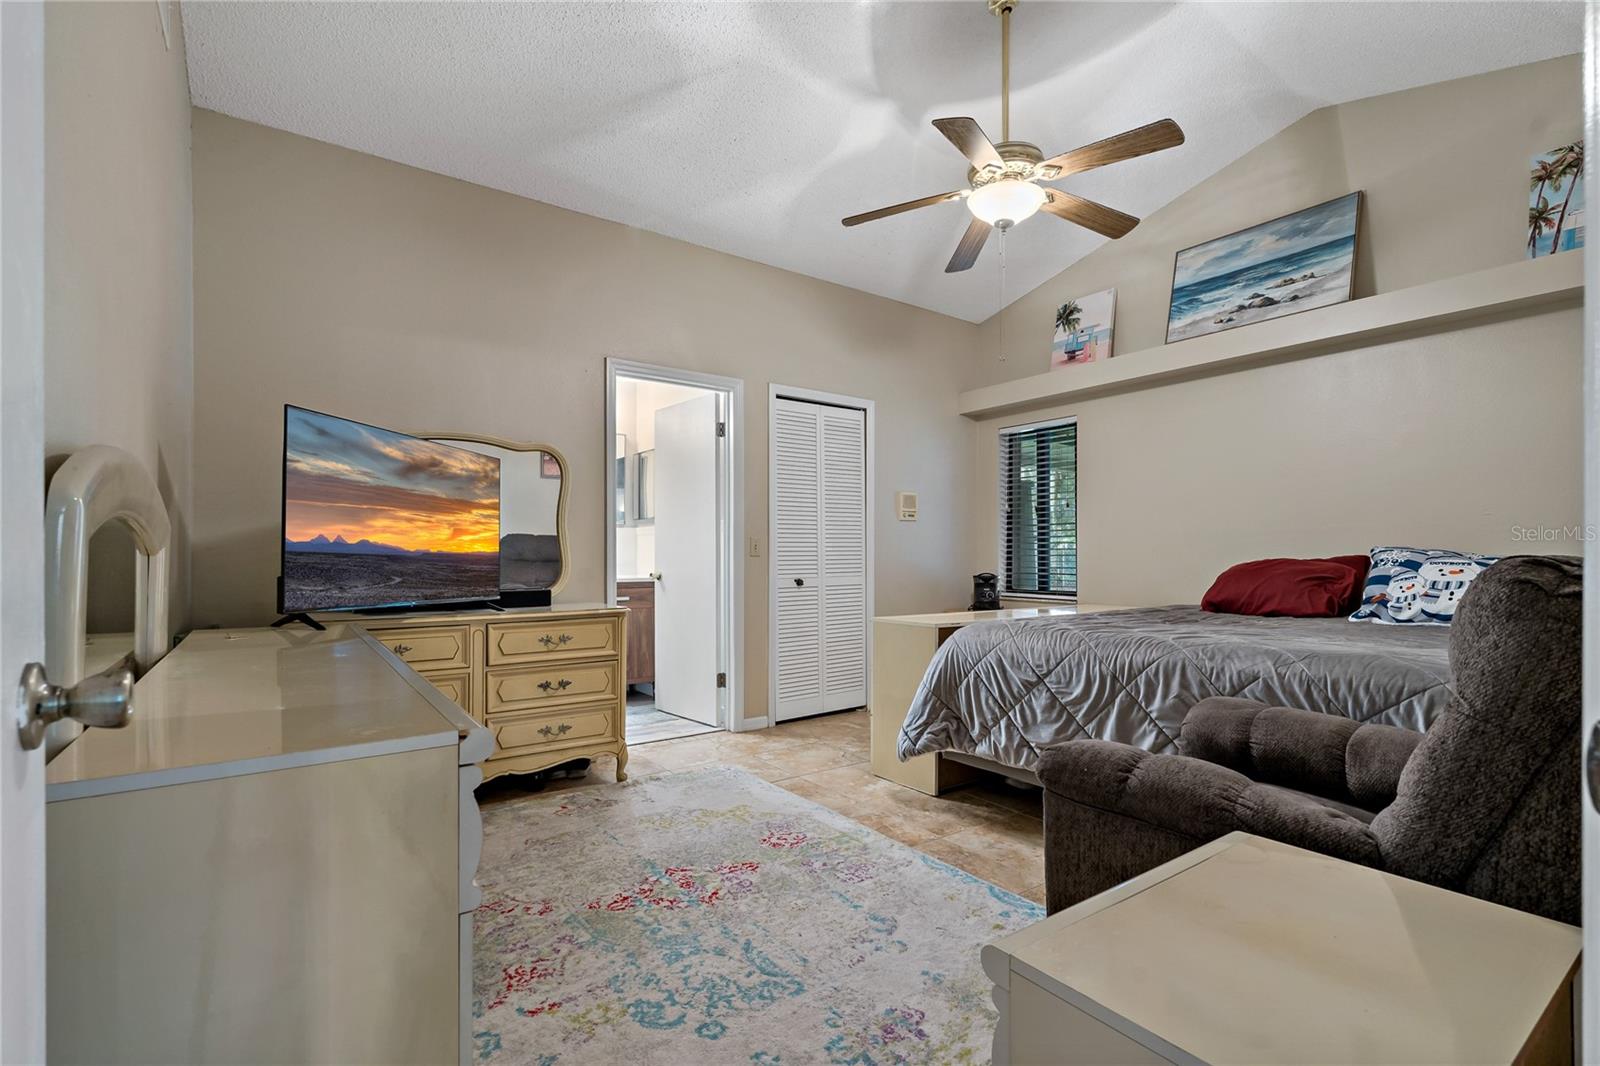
[842,190,966,227]
[945,217,992,273]
[1042,191,1139,239]
[932,117,1003,172]
[1040,119,1185,177]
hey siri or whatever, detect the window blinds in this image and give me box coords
[999,418,1077,597]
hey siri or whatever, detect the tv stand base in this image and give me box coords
[271,613,327,631]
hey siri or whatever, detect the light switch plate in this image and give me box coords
[748,537,761,557]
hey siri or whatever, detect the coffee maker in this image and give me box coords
[971,572,1001,610]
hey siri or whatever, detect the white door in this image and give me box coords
[819,406,867,711]
[772,401,823,719]
[1581,6,1599,1055]
[772,398,867,722]
[652,394,720,728]
[1,3,50,1058]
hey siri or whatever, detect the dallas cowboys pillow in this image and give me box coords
[1349,547,1499,625]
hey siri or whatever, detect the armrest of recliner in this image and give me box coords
[1038,739,1383,869]
[1179,697,1424,811]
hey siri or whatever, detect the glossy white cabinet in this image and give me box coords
[984,833,1581,1065]
[46,626,492,1065]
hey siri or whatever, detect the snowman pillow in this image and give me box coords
[1349,547,1499,625]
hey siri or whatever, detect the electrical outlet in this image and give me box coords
[748,537,761,557]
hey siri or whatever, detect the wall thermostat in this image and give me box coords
[895,491,918,522]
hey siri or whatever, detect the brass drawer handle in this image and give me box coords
[538,633,574,649]
[537,723,573,737]
[537,678,574,693]
[392,643,413,655]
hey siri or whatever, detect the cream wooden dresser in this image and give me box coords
[323,603,630,783]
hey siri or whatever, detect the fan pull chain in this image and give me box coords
[998,228,1007,362]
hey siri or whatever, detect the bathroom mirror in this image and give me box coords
[614,433,628,527]
[635,449,655,523]
[424,433,568,595]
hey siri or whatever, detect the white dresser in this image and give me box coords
[984,832,1580,1065]
[46,625,493,1065]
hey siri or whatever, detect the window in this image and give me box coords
[999,418,1077,598]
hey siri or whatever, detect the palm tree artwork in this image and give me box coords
[1549,142,1583,255]
[1529,198,1559,254]
[1529,158,1564,251]
[1050,289,1116,369]
[1055,299,1083,340]
[1054,299,1085,360]
[1529,142,1584,257]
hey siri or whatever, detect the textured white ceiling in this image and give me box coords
[183,1,1582,323]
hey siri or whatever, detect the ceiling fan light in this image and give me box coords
[967,179,1046,227]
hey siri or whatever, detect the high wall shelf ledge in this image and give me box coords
[959,253,1582,420]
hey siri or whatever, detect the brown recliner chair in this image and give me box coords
[1039,555,1580,924]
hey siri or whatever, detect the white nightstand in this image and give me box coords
[869,604,1128,794]
[983,832,1581,1065]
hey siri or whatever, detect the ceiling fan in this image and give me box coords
[842,0,1185,273]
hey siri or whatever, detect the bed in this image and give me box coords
[896,606,1453,778]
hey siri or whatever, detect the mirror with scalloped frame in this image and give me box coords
[422,433,568,595]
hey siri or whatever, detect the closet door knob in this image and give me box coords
[794,578,805,587]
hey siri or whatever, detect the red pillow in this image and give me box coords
[1202,556,1368,618]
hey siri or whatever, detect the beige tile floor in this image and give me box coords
[476,708,1047,903]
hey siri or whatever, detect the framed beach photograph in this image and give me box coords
[1051,288,1116,368]
[1528,142,1583,257]
[1166,191,1362,344]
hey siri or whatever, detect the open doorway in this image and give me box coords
[606,360,744,745]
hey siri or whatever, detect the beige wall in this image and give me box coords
[190,110,978,721]
[45,2,194,632]
[968,56,1583,605]
[188,55,1582,698]
[973,56,1582,383]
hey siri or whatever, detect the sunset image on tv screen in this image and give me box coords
[281,406,500,611]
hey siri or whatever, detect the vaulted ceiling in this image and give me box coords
[183,2,1581,322]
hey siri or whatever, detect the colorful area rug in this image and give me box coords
[473,765,1043,1065]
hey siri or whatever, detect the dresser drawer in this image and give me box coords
[487,660,619,715]
[491,704,616,753]
[488,617,619,665]
[422,671,470,710]
[368,625,470,671]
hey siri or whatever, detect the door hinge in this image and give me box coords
[716,421,726,438]
[716,672,727,689]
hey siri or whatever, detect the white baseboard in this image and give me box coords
[733,716,770,732]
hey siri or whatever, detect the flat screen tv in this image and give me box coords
[279,405,501,613]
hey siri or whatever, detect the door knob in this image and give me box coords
[17,656,135,750]
[794,578,805,587]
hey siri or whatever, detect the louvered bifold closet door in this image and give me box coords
[773,400,824,719]
[819,406,866,711]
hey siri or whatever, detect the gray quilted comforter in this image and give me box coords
[897,606,1453,773]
